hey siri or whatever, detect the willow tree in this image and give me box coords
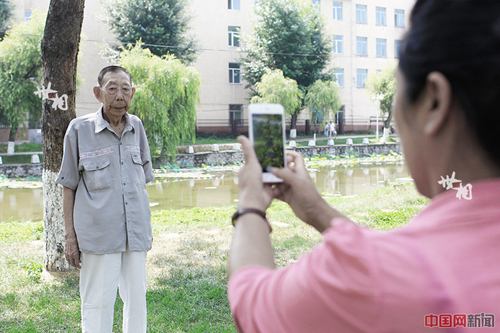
[118,43,201,156]
[250,69,302,118]
[41,0,85,272]
[305,79,342,126]
[366,61,397,129]
[0,11,45,143]
[0,0,14,39]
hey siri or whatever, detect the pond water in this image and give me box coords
[0,163,409,222]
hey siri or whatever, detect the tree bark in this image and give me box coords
[41,0,85,272]
[384,109,393,129]
[8,125,17,142]
[291,111,298,130]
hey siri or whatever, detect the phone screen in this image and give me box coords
[251,113,285,172]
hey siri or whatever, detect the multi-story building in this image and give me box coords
[191,0,415,133]
[10,0,415,136]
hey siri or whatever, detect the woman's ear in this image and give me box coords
[422,72,453,136]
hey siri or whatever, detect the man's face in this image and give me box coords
[93,70,135,120]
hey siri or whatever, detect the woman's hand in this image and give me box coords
[270,150,348,233]
[237,136,274,212]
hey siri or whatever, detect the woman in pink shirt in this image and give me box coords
[228,0,500,332]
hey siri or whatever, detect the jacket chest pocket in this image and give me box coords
[81,157,112,191]
[131,153,146,187]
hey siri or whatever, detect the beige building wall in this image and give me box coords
[11,0,415,133]
[320,0,415,131]
[189,0,254,131]
[189,0,416,132]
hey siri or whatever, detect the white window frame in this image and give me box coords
[334,68,344,87]
[229,63,241,84]
[376,38,387,57]
[228,26,240,47]
[229,104,243,125]
[333,35,343,54]
[395,9,405,27]
[333,2,342,21]
[395,40,402,58]
[336,106,344,125]
[25,10,32,22]
[228,0,240,10]
[356,4,367,24]
[357,69,368,88]
[356,37,367,56]
[376,7,386,26]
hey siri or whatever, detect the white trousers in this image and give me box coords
[80,249,147,333]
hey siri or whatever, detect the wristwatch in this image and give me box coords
[231,208,272,233]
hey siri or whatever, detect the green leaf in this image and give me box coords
[119,43,201,157]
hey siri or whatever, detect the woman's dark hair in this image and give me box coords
[399,0,500,166]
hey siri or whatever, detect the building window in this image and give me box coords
[229,63,241,84]
[228,0,240,10]
[25,10,32,22]
[376,7,386,26]
[333,2,342,21]
[333,35,343,54]
[334,68,344,87]
[357,69,368,87]
[229,105,243,125]
[356,37,367,56]
[312,0,320,7]
[376,38,387,57]
[395,9,405,27]
[356,4,367,24]
[395,40,402,58]
[228,26,240,47]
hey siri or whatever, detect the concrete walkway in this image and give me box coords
[286,134,397,143]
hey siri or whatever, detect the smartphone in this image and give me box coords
[248,103,287,183]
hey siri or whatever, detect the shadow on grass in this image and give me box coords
[0,234,237,333]
[143,233,237,333]
[0,275,81,332]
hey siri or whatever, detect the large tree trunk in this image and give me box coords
[384,109,393,129]
[41,0,85,272]
[8,122,17,142]
[290,111,298,130]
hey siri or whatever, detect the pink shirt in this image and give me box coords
[228,178,500,332]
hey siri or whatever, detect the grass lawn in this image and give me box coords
[0,154,43,164]
[0,143,43,165]
[0,143,43,154]
[0,182,428,332]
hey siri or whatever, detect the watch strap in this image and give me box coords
[232,208,272,233]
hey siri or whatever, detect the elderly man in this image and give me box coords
[56,65,154,332]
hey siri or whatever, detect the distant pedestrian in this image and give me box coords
[324,122,329,136]
[329,121,337,139]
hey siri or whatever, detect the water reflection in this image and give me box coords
[0,163,409,222]
[0,188,45,222]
